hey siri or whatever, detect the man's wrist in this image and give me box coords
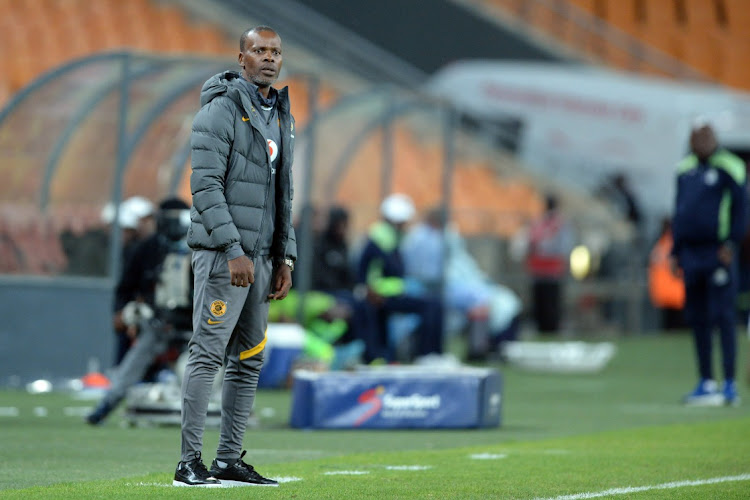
[275,257,295,271]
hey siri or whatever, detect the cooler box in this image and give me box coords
[257,323,305,388]
[290,366,502,429]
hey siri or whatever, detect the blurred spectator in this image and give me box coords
[309,204,377,361]
[120,196,156,264]
[110,197,157,365]
[60,204,116,277]
[311,205,355,294]
[647,217,685,330]
[87,198,192,425]
[522,194,575,334]
[671,124,747,406]
[60,196,154,278]
[402,207,522,360]
[355,193,444,363]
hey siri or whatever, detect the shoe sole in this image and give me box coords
[172,480,224,487]
[216,479,279,487]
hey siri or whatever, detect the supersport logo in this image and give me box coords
[353,386,384,426]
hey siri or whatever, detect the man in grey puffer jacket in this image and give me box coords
[174,26,295,488]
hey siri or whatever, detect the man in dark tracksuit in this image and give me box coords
[355,194,444,363]
[671,124,747,406]
[174,27,296,487]
[86,198,193,425]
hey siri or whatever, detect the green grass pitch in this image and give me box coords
[1,334,749,499]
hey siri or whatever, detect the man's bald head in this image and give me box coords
[239,26,278,52]
[690,125,718,161]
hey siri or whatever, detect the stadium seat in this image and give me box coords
[683,0,719,31]
[643,0,676,27]
[526,2,563,37]
[637,28,683,60]
[567,0,596,14]
[721,37,750,90]
[489,0,525,17]
[603,0,639,36]
[679,30,722,79]
[724,0,750,37]
[0,0,237,94]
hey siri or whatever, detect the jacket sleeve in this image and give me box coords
[670,176,683,257]
[114,243,143,312]
[356,240,378,285]
[729,173,748,245]
[190,97,244,259]
[274,113,297,262]
[285,223,297,261]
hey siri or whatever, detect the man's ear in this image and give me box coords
[238,52,244,69]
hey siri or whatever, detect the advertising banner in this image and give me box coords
[290,367,502,429]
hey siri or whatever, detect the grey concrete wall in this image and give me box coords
[0,276,114,386]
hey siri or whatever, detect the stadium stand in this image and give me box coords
[0,0,573,277]
[0,0,235,106]
[479,0,750,91]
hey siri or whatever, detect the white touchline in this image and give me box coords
[324,471,371,475]
[0,407,19,417]
[469,453,508,460]
[272,476,304,483]
[127,482,173,487]
[536,474,750,500]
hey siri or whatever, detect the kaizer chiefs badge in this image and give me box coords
[210,300,227,317]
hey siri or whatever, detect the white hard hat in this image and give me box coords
[117,205,140,229]
[122,196,155,220]
[380,193,415,224]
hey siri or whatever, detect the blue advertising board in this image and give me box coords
[290,367,502,429]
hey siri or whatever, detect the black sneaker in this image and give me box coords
[173,452,222,487]
[209,450,278,487]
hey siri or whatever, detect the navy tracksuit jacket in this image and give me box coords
[671,148,747,381]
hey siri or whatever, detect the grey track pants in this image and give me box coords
[180,250,272,462]
[102,319,167,407]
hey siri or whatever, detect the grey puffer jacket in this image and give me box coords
[187,71,297,263]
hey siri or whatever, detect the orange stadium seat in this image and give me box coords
[643,0,676,27]
[683,0,719,32]
[526,2,562,37]
[680,29,723,79]
[489,0,525,17]
[721,37,750,89]
[0,0,237,96]
[637,28,684,60]
[603,0,639,35]
[724,0,750,37]
[567,0,596,14]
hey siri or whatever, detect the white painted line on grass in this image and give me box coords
[128,482,173,487]
[273,476,303,483]
[0,407,19,417]
[536,473,750,500]
[324,470,371,475]
[385,465,432,471]
[469,453,508,460]
[63,406,93,417]
[249,449,326,456]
